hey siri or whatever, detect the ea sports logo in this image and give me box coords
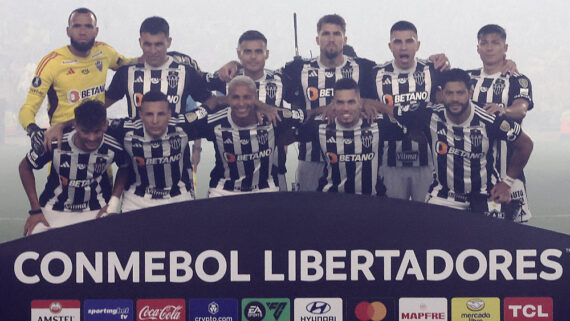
[49,302,62,314]
[67,90,80,103]
[354,301,387,321]
[307,87,319,101]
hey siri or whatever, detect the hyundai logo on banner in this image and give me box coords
[294,298,342,321]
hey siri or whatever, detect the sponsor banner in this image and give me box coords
[349,299,395,321]
[504,297,553,321]
[242,298,290,321]
[136,299,185,321]
[31,300,80,321]
[398,298,447,320]
[84,299,133,321]
[1,193,569,320]
[294,298,342,321]
[451,297,499,321]
[189,299,238,321]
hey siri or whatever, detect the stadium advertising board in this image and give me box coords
[1,192,569,320]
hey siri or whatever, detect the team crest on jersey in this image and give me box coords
[31,76,42,88]
[413,72,425,85]
[257,131,268,145]
[470,129,483,147]
[167,72,179,88]
[170,137,182,149]
[95,60,103,72]
[518,78,529,88]
[341,68,353,79]
[361,131,374,148]
[265,82,278,99]
[94,157,107,173]
[493,79,505,95]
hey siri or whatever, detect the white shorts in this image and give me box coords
[121,189,194,213]
[30,207,100,235]
[380,165,434,202]
[296,160,325,192]
[208,186,280,198]
[426,192,470,211]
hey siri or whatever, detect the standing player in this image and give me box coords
[468,24,533,221]
[205,30,293,190]
[365,21,444,202]
[378,69,533,216]
[298,78,400,195]
[19,101,127,235]
[104,16,212,169]
[19,8,135,150]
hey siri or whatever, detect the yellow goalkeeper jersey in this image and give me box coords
[19,42,136,129]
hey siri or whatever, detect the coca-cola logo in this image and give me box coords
[138,304,183,320]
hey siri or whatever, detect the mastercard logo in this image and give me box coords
[436,141,448,155]
[327,152,338,164]
[307,87,319,101]
[354,301,387,321]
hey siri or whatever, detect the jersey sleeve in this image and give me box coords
[393,101,433,130]
[204,72,227,93]
[180,107,210,139]
[357,58,378,100]
[106,117,129,141]
[186,66,213,103]
[18,53,58,130]
[25,143,53,170]
[168,51,203,73]
[376,114,405,141]
[105,66,129,101]
[508,74,533,111]
[491,116,523,143]
[429,63,443,102]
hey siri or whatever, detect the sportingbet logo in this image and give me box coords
[137,299,185,321]
[504,298,552,321]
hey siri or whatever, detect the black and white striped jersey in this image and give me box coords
[26,130,127,212]
[394,102,522,198]
[365,58,441,167]
[185,107,304,192]
[205,69,292,174]
[467,68,533,177]
[467,68,533,113]
[280,55,376,162]
[107,111,208,199]
[298,115,399,195]
[106,55,211,117]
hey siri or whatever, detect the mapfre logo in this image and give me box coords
[137,299,185,321]
[399,298,447,320]
[504,297,553,321]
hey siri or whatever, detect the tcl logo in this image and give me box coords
[137,299,185,321]
[504,298,552,321]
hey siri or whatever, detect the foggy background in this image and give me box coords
[1,0,569,241]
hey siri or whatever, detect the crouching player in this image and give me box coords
[297,78,401,195]
[19,101,127,236]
